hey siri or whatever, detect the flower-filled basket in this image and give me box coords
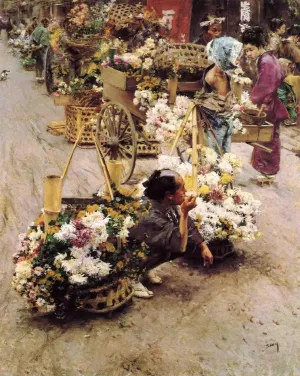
[21,57,36,71]
[12,136,150,319]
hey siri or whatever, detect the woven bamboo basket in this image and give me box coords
[75,278,134,313]
[240,108,267,126]
[65,105,100,147]
[75,89,102,107]
[108,4,140,27]
[154,43,209,71]
[53,95,78,106]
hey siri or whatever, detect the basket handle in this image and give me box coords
[257,104,265,129]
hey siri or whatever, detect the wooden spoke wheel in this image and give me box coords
[96,102,137,184]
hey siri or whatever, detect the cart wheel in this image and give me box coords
[45,47,54,94]
[96,102,137,184]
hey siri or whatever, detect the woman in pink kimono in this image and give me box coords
[242,27,288,183]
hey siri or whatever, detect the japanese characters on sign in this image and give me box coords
[240,1,251,32]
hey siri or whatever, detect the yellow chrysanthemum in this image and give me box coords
[106,242,116,252]
[198,184,211,196]
[86,204,100,213]
[77,210,86,219]
[220,173,233,185]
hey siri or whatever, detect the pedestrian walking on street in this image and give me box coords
[30,18,50,82]
[242,26,289,184]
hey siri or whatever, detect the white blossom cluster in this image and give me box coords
[144,96,192,143]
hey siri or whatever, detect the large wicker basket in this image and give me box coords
[75,278,134,313]
[108,4,140,27]
[75,89,102,107]
[65,105,100,147]
[154,43,209,71]
[53,95,79,106]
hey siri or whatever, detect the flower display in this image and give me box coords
[144,96,192,143]
[157,148,261,244]
[53,72,103,97]
[12,191,151,314]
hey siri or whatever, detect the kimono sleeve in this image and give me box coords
[250,59,279,105]
[129,215,182,255]
[187,217,204,246]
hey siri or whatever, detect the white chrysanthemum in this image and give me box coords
[119,227,129,240]
[70,247,87,259]
[82,211,109,229]
[28,226,43,242]
[61,259,81,274]
[95,260,111,277]
[36,297,47,307]
[69,274,88,285]
[176,162,192,178]
[158,155,180,170]
[15,260,32,279]
[54,252,67,267]
[123,216,135,229]
[205,171,220,187]
[54,223,76,242]
[202,146,218,165]
[218,160,233,174]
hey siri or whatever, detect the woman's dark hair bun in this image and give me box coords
[142,170,161,188]
[143,169,180,201]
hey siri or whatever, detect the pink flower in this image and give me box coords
[209,188,227,202]
[234,195,242,204]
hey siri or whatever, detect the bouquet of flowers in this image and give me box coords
[158,148,261,244]
[12,190,151,315]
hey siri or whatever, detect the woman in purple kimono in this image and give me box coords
[242,27,288,183]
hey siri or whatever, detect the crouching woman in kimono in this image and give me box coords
[129,169,213,299]
[241,26,289,184]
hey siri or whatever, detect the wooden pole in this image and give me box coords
[61,123,85,182]
[191,106,198,191]
[170,103,195,155]
[92,133,114,201]
[43,175,62,233]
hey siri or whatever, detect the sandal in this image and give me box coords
[144,269,163,285]
[256,174,275,186]
[132,281,154,299]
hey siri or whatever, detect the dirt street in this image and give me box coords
[0,36,300,376]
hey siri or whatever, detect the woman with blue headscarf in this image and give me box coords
[194,36,243,154]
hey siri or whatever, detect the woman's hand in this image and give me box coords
[200,243,214,267]
[180,196,197,216]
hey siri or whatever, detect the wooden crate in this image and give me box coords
[101,66,137,91]
[232,122,274,143]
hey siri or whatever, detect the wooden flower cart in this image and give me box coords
[98,43,209,184]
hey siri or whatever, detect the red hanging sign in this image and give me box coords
[147,0,193,42]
